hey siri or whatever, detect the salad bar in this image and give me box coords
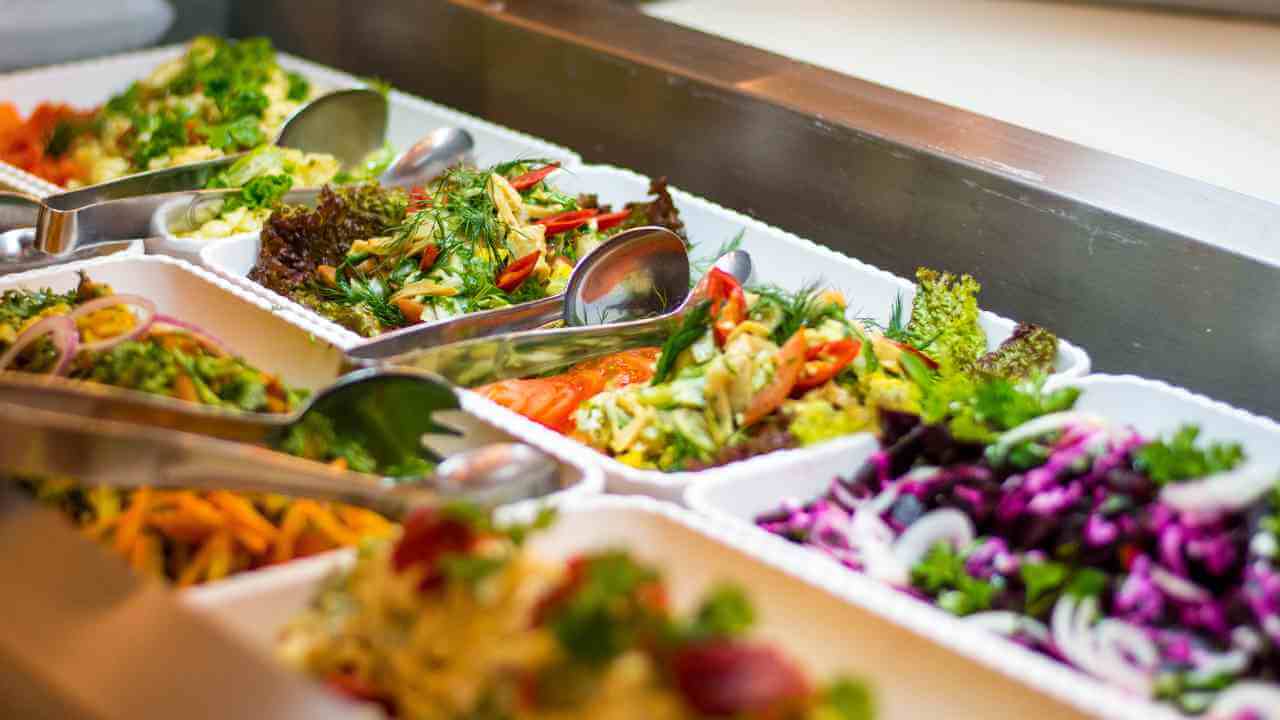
[0,24,1276,720]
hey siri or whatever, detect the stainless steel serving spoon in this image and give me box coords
[361,248,754,387]
[0,368,561,513]
[348,225,692,362]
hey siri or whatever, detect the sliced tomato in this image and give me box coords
[477,349,659,434]
[743,330,808,427]
[509,161,560,191]
[670,640,810,717]
[325,671,396,715]
[593,208,633,232]
[391,508,476,590]
[495,250,542,292]
[536,208,598,235]
[794,338,860,392]
[418,243,440,271]
[408,186,433,212]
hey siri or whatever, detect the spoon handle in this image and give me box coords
[373,311,683,387]
[348,293,565,362]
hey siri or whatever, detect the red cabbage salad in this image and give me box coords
[756,378,1280,718]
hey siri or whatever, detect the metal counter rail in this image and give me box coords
[232,0,1280,418]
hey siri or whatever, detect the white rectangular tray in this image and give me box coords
[684,373,1280,720]
[186,495,1093,720]
[0,254,604,523]
[200,162,1090,498]
[0,44,580,196]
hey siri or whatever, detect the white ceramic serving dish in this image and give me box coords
[0,253,604,503]
[186,495,1094,720]
[0,43,580,195]
[685,373,1280,720]
[203,162,1091,498]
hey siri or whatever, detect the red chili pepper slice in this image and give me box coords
[891,340,940,370]
[496,250,542,292]
[593,208,633,232]
[408,186,433,212]
[509,161,560,191]
[704,267,748,345]
[536,208,599,236]
[794,338,861,392]
[418,243,440,271]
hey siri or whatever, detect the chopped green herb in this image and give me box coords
[1134,424,1246,485]
[651,300,712,385]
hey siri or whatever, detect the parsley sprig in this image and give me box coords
[1133,424,1245,485]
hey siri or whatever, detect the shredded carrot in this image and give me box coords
[0,101,94,186]
[273,500,316,564]
[112,487,151,555]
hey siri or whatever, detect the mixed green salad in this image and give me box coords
[281,505,875,719]
[568,267,1059,471]
[248,160,685,337]
[58,36,315,187]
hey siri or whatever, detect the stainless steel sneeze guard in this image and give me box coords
[233,0,1280,418]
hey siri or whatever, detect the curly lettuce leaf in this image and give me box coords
[974,322,1058,380]
[904,268,985,375]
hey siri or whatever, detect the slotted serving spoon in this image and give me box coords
[0,367,561,514]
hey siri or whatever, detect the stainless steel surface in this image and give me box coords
[0,190,39,230]
[0,367,460,475]
[348,226,692,362]
[235,0,1280,417]
[0,488,361,720]
[377,248,750,386]
[380,126,476,188]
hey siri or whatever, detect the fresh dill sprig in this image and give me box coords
[752,283,848,346]
[652,300,712,385]
[690,229,745,286]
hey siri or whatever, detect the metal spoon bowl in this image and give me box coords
[348,225,692,362]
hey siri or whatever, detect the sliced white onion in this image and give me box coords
[892,508,976,569]
[965,611,1051,645]
[853,488,907,585]
[1193,649,1250,678]
[1160,464,1278,514]
[67,294,156,352]
[990,411,1107,457]
[1207,682,1280,720]
[1151,565,1212,603]
[1051,594,1156,696]
[0,315,79,375]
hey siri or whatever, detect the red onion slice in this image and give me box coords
[1160,465,1275,514]
[149,314,231,357]
[67,294,156,352]
[0,315,79,375]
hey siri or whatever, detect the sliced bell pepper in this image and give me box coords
[704,267,748,345]
[418,243,440,271]
[743,330,808,427]
[496,250,542,292]
[509,161,560,191]
[593,208,633,232]
[536,208,598,235]
[408,186,433,212]
[394,297,425,324]
[794,338,860,392]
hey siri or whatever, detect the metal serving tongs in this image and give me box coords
[0,368,562,517]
